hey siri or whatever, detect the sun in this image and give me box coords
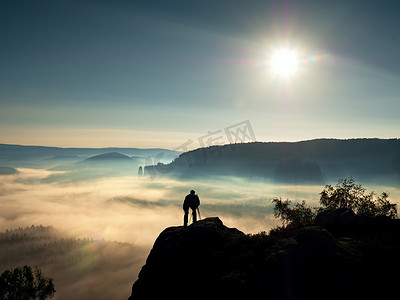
[270,49,299,77]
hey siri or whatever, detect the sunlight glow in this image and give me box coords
[270,49,299,77]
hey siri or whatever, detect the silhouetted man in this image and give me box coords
[183,190,200,227]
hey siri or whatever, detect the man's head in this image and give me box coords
[190,190,195,194]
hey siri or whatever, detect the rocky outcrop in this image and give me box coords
[129,215,400,300]
[129,218,244,300]
[137,166,143,176]
[315,208,400,238]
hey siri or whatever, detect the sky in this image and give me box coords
[1,0,399,149]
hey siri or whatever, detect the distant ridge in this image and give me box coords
[44,155,80,161]
[0,166,18,175]
[83,152,133,162]
[149,138,400,185]
[0,144,181,168]
[0,143,181,156]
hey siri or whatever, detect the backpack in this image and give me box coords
[185,194,200,210]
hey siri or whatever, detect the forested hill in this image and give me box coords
[150,139,400,185]
[0,226,147,300]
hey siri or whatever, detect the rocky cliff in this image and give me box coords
[129,214,400,300]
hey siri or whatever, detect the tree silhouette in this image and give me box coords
[271,197,316,228]
[272,178,398,230]
[320,178,397,218]
[0,266,55,300]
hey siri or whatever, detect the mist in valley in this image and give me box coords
[1,142,400,299]
[0,168,294,299]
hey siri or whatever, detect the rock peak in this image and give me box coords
[128,214,400,300]
[129,217,243,300]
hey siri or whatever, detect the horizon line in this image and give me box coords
[1,137,399,151]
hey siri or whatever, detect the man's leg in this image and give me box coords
[184,209,189,226]
[192,208,197,223]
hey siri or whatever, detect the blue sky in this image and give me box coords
[1,0,399,148]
